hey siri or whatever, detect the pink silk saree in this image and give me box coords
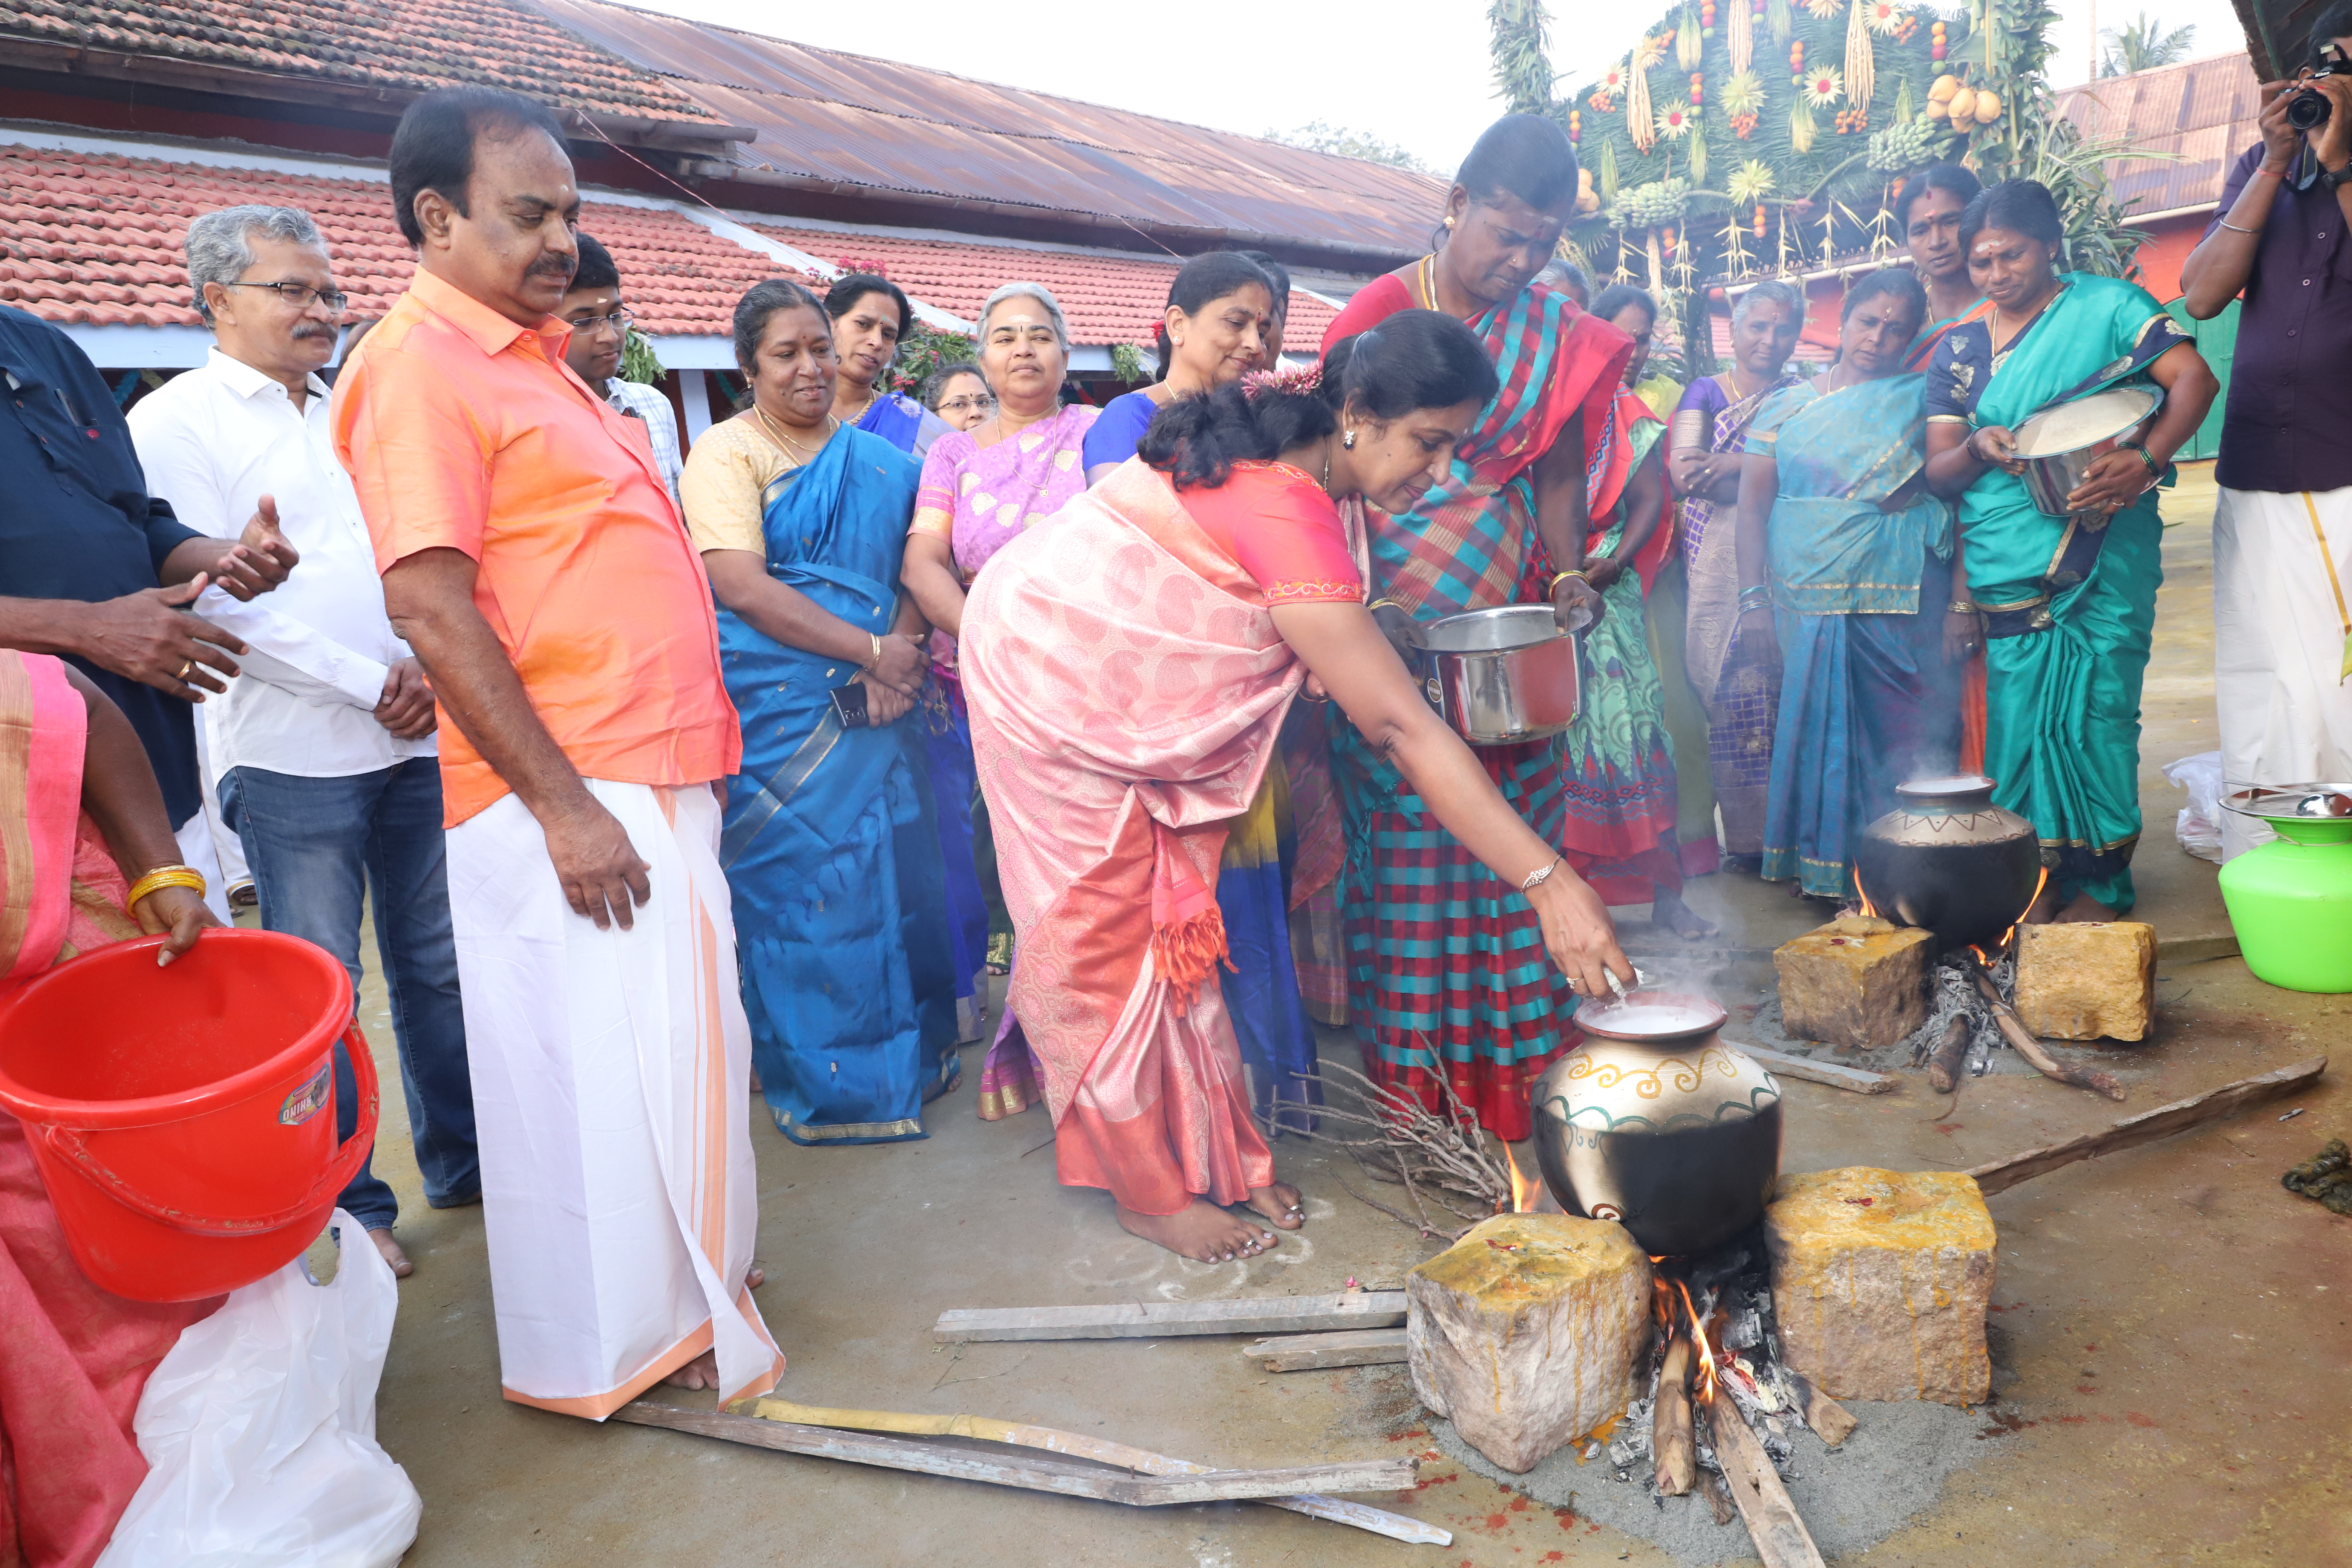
[959,463,1319,1214]
[0,651,223,1568]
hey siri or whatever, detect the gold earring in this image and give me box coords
[1443,215,1456,229]
[1343,429,1357,449]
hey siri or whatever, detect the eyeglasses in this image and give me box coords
[565,308,636,337]
[222,280,350,314]
[936,394,997,415]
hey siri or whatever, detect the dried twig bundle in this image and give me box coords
[1295,1059,1513,1240]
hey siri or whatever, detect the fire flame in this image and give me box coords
[1504,1144,1541,1214]
[1971,866,2052,966]
[1675,1279,1720,1403]
[1853,869,1877,919]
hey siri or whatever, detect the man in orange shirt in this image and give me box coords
[332,86,780,1414]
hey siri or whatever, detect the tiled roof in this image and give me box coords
[529,0,1446,264]
[752,222,1340,351]
[0,144,782,334]
[2056,53,2263,215]
[0,0,722,124]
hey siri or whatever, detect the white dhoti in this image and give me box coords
[446,778,782,1415]
[2213,484,2352,860]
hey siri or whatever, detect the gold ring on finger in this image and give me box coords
[177,659,194,679]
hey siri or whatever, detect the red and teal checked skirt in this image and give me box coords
[1329,718,1580,1143]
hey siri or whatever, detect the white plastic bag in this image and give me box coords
[2163,751,2228,864]
[96,1210,422,1568]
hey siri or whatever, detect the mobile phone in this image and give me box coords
[830,682,871,729]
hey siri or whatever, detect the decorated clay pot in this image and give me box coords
[1529,992,1783,1257]
[1851,773,2042,953]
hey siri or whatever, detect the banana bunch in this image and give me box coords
[1865,115,1947,172]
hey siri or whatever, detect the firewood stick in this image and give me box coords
[1706,1395,1827,1568]
[1652,1335,1696,1496]
[1926,1014,1972,1095]
[1787,1370,1857,1449]
[1967,963,2125,1101]
[1966,1055,2328,1196]
[1698,1468,1738,1526]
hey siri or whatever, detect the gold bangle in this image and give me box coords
[1548,570,1588,593]
[861,632,884,673]
[127,864,207,910]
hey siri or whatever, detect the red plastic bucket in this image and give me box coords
[0,928,378,1302]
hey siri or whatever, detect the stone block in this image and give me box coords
[1773,917,1934,1049]
[1406,1213,1652,1473]
[2014,920,2156,1041]
[1766,1167,1994,1407]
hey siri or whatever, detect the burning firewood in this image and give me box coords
[1925,1014,1972,1095]
[1651,1332,1697,1495]
[1706,1391,1828,1568]
[1966,954,2125,1101]
[1787,1370,1858,1448]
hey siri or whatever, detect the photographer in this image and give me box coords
[2179,10,2352,858]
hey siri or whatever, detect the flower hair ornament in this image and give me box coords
[1240,360,1324,400]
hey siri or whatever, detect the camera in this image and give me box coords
[2286,44,2347,132]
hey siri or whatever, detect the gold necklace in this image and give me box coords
[1989,287,2057,354]
[839,385,879,427]
[756,403,835,464]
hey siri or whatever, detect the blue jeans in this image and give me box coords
[220,760,476,1228]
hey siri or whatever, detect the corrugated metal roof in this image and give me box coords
[524,0,1447,264]
[2056,52,2264,216]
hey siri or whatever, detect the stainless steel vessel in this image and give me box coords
[1415,604,1580,747]
[1529,992,1784,1257]
[2010,384,2162,518]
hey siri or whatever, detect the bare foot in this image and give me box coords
[745,1264,766,1291]
[2055,893,2117,923]
[1652,891,1717,942]
[369,1227,413,1279]
[1244,1182,1305,1231]
[1117,1199,1279,1262]
[663,1349,721,1390]
[2021,879,2064,925]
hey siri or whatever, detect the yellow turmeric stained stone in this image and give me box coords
[2015,920,2157,1041]
[1774,917,1934,1049]
[1406,1213,1651,1473]
[1766,1168,1994,1407]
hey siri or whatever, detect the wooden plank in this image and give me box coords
[744,1396,1447,1545]
[1726,1041,1899,1095]
[2156,933,2240,966]
[612,1403,1417,1504]
[1707,1396,1827,1568]
[1244,1327,1409,1372]
[1967,1056,2327,1195]
[934,1290,1407,1343]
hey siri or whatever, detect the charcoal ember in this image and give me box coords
[1723,1304,1763,1351]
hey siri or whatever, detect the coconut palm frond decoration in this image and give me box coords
[1598,137,1621,204]
[1628,33,1668,152]
[1688,125,1709,184]
[1729,0,1753,74]
[1844,0,1876,109]
[1790,96,1818,152]
[1894,72,1917,124]
[1803,0,1843,17]
[1678,4,1704,69]
[1864,0,1903,33]
[1655,103,1697,139]
[1800,64,1845,107]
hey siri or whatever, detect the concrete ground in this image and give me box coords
[348,461,2350,1565]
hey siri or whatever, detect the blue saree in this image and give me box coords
[717,425,961,1144]
[1750,374,1962,899]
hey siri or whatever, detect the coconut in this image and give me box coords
[1974,90,2004,124]
[1925,97,1950,120]
[1946,84,1980,124]
[1928,73,1960,104]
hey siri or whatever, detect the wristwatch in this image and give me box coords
[2322,159,2352,193]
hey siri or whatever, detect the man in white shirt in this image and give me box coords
[130,204,476,1279]
[558,233,683,510]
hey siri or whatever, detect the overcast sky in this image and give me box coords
[631,0,2257,177]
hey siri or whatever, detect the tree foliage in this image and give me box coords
[2100,13,2197,76]
[1267,120,1438,175]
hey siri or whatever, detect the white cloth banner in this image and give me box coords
[2213,484,2352,861]
[445,779,781,1415]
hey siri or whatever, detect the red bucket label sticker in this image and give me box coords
[279,1065,331,1127]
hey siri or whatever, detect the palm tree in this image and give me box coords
[2099,14,2197,77]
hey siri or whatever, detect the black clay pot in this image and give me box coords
[1851,774,2042,953]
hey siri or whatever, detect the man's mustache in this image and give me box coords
[291,323,335,340]
[528,254,579,282]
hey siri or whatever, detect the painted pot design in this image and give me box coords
[1851,773,2042,953]
[1529,993,1783,1257]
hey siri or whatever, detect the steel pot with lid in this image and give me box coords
[1529,991,1783,1257]
[1414,604,1580,747]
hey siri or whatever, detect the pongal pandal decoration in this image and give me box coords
[1530,992,1783,1257]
